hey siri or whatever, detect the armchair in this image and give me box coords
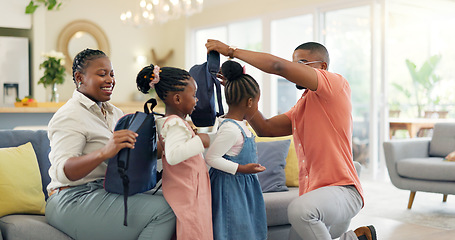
[383,122,455,209]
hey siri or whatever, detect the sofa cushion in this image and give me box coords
[257,140,290,193]
[254,133,299,187]
[0,142,46,217]
[429,123,455,157]
[0,215,72,240]
[396,157,455,181]
[0,130,51,199]
[263,187,299,226]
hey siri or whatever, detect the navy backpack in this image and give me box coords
[104,98,163,226]
[189,51,224,127]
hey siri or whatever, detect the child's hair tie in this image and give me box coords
[149,65,161,89]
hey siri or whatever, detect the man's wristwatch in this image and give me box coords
[228,46,238,59]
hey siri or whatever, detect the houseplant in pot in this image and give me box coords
[38,50,66,102]
[404,54,442,117]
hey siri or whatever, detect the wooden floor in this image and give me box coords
[349,213,455,240]
[346,166,455,240]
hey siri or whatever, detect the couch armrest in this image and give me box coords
[383,138,430,185]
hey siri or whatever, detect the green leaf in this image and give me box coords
[405,59,418,81]
[47,0,57,10]
[25,1,39,14]
[391,82,411,99]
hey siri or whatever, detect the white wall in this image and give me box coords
[0,0,31,29]
[31,0,335,102]
[162,0,333,68]
[34,0,159,102]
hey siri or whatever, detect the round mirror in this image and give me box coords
[57,20,110,74]
[68,31,98,61]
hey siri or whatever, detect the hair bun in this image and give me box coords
[221,60,243,81]
[136,64,156,94]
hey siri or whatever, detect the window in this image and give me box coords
[192,19,262,111]
[323,5,372,166]
[271,15,313,114]
[194,27,227,64]
[386,0,455,120]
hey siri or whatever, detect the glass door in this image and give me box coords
[322,5,374,170]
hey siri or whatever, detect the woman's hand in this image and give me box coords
[64,129,138,181]
[197,133,210,148]
[206,39,230,56]
[100,129,138,159]
[237,163,266,174]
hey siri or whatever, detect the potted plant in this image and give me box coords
[404,54,442,117]
[38,50,66,102]
[388,100,402,118]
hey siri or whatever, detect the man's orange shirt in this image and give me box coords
[284,69,364,204]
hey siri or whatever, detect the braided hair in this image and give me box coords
[136,64,191,101]
[72,49,107,86]
[221,60,260,105]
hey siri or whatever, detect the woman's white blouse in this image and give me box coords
[47,90,123,192]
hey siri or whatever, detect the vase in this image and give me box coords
[49,83,59,102]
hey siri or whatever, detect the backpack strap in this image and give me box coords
[214,77,224,117]
[144,97,165,117]
[144,98,157,114]
[152,171,163,195]
[119,168,129,226]
[117,144,130,226]
[207,51,224,117]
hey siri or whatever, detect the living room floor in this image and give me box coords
[345,165,455,240]
[348,212,455,240]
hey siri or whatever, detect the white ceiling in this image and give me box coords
[202,0,238,8]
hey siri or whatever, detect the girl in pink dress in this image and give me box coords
[136,64,213,240]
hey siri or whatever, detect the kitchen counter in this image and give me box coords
[0,102,164,129]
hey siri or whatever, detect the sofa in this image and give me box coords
[383,122,455,209]
[0,129,360,240]
[0,129,299,240]
[0,130,72,240]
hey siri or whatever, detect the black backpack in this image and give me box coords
[104,98,163,226]
[189,51,224,127]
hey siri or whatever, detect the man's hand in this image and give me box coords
[206,39,230,56]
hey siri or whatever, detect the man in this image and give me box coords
[206,40,376,240]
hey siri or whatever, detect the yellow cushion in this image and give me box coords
[250,128,299,187]
[0,142,46,217]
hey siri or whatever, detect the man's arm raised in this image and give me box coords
[206,39,318,91]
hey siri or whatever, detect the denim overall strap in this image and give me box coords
[218,118,256,165]
[218,118,248,139]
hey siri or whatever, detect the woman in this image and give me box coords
[45,49,176,240]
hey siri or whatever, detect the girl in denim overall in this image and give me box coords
[205,60,267,240]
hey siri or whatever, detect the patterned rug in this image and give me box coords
[359,179,455,230]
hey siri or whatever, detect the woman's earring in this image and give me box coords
[77,82,82,88]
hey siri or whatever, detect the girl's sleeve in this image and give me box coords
[161,117,205,165]
[204,123,239,175]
